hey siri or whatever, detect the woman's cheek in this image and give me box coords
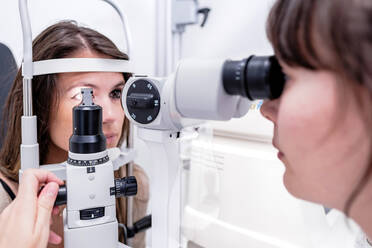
[277,96,306,149]
[114,102,125,124]
[57,101,75,150]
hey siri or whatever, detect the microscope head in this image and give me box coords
[122,56,285,131]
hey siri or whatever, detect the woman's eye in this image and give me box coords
[71,92,95,101]
[72,93,83,101]
[284,74,291,82]
[110,89,122,99]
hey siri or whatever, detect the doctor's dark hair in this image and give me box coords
[267,0,372,215]
[0,21,132,241]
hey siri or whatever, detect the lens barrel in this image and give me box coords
[69,89,106,154]
[223,56,285,100]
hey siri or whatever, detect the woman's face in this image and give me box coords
[49,50,125,156]
[260,63,372,210]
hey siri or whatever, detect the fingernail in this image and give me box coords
[45,183,58,198]
[55,235,62,244]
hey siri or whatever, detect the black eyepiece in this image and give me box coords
[223,55,285,100]
[69,88,106,154]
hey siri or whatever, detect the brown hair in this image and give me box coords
[266,0,372,214]
[267,0,372,87]
[0,20,131,241]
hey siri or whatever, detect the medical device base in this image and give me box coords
[138,128,182,247]
[63,209,129,248]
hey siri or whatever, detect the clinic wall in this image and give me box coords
[0,0,156,75]
[182,0,275,59]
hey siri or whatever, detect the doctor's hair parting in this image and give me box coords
[266,0,372,215]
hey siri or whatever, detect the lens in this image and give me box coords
[223,55,285,100]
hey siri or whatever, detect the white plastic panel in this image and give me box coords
[211,101,272,141]
[66,161,115,211]
[181,136,331,248]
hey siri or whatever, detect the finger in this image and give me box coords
[52,206,60,216]
[48,230,62,245]
[5,198,36,232]
[50,213,53,226]
[18,169,63,201]
[35,182,59,232]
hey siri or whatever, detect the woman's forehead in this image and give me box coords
[57,71,125,92]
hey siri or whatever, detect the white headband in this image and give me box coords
[22,58,134,76]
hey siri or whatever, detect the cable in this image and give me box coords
[118,223,129,244]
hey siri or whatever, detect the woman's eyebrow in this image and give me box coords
[66,81,125,92]
[66,82,98,92]
[113,81,125,88]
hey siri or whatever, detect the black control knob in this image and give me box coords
[114,176,137,198]
[126,79,161,124]
[126,214,152,238]
[53,185,67,206]
[40,185,67,206]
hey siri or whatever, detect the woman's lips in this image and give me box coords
[105,134,117,145]
[278,151,284,160]
[272,140,284,160]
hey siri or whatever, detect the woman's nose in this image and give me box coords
[96,98,116,124]
[260,99,279,123]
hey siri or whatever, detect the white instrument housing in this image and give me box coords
[122,59,252,131]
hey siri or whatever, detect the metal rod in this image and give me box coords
[172,32,183,72]
[126,123,134,245]
[19,0,33,79]
[101,0,132,57]
[22,78,33,116]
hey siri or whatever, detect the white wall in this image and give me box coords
[182,0,275,59]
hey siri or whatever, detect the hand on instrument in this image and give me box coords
[0,169,64,248]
